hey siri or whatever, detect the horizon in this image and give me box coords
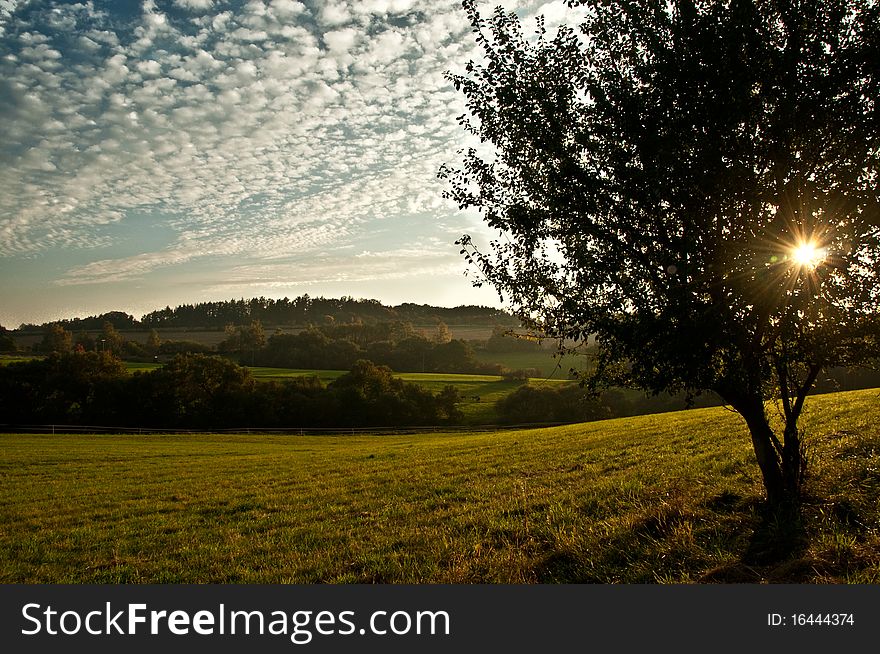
[0,1,586,328]
[6,292,514,329]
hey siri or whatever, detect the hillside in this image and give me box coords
[12,296,518,333]
[1,388,878,583]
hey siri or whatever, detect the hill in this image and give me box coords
[13,295,518,332]
[1,388,878,583]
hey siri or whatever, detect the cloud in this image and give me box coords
[318,2,351,27]
[323,26,358,53]
[0,1,33,36]
[0,0,504,309]
[174,0,214,11]
[268,0,306,21]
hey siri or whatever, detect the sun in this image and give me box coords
[790,240,826,269]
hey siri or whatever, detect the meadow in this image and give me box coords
[473,348,576,377]
[1,388,878,583]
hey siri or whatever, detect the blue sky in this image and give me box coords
[0,0,583,326]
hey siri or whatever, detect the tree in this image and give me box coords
[74,331,95,352]
[329,360,448,426]
[433,321,453,344]
[496,383,611,424]
[39,323,72,354]
[146,328,162,353]
[0,351,127,424]
[220,320,266,364]
[101,321,124,355]
[139,354,256,428]
[0,325,15,352]
[441,0,880,505]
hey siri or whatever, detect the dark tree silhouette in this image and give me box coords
[441,0,880,505]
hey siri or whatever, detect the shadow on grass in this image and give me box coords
[742,503,808,567]
[534,494,813,584]
[697,501,814,583]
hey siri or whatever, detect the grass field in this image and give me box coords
[1,388,878,583]
[0,354,36,365]
[473,349,578,378]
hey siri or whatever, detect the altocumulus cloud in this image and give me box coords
[0,1,586,319]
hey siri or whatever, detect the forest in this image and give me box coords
[13,295,517,332]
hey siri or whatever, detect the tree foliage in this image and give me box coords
[39,324,72,354]
[0,354,464,430]
[0,351,127,424]
[0,327,16,352]
[496,383,610,424]
[442,0,880,504]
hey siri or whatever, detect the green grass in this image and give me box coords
[2,388,878,583]
[0,354,38,365]
[473,349,577,377]
[124,361,163,373]
[241,366,347,383]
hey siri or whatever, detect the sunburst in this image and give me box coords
[790,240,827,270]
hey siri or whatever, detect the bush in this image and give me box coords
[130,354,256,428]
[0,351,128,424]
[0,332,15,352]
[501,368,541,382]
[496,383,610,424]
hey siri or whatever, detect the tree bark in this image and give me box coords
[781,424,803,500]
[739,402,785,505]
[721,390,786,505]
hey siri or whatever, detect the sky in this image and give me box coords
[0,0,586,327]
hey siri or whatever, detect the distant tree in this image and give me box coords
[101,321,124,355]
[432,339,480,373]
[502,368,541,383]
[329,360,448,426]
[96,311,139,330]
[220,320,266,364]
[137,354,256,428]
[433,321,453,344]
[146,328,162,353]
[39,324,72,354]
[74,331,95,352]
[122,340,148,359]
[443,0,880,505]
[0,351,127,424]
[0,326,15,352]
[246,319,266,350]
[437,385,464,423]
[485,325,543,353]
[496,384,611,425]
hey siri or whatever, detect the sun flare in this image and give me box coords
[790,240,826,269]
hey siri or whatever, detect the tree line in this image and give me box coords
[0,349,704,430]
[23,319,510,376]
[249,323,502,375]
[0,353,462,430]
[13,295,517,332]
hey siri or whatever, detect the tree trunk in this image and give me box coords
[781,424,804,501]
[721,390,786,505]
[739,402,786,506]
